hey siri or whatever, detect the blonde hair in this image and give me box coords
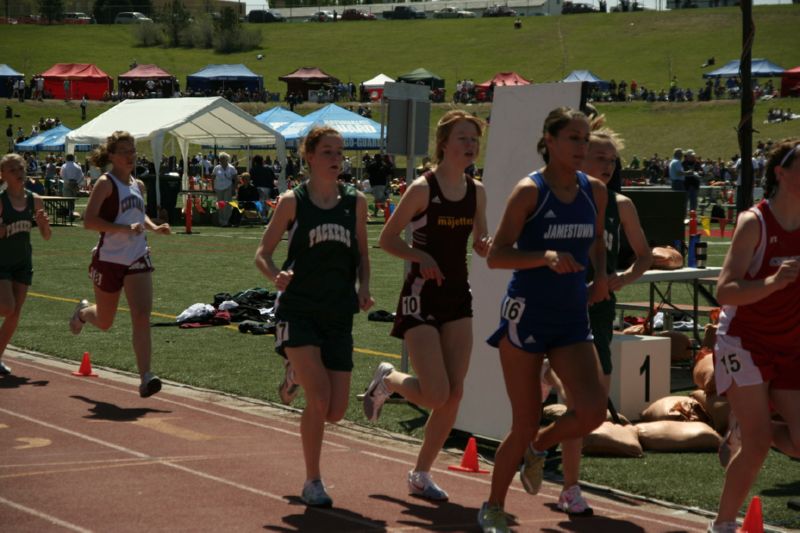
[219,152,230,161]
[589,127,625,152]
[89,130,135,168]
[434,110,485,163]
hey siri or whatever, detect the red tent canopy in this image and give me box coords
[780,66,800,97]
[41,63,112,101]
[118,64,174,79]
[476,71,531,89]
[278,67,339,100]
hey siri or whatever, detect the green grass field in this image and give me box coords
[8,221,798,529]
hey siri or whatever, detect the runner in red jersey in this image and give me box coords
[363,110,490,501]
[709,139,800,533]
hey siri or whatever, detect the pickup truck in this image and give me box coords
[382,6,426,19]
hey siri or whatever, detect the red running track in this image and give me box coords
[0,348,711,532]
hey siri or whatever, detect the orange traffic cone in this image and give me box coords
[72,352,99,377]
[740,496,764,533]
[448,436,489,474]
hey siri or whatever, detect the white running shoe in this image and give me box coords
[139,372,162,398]
[558,484,593,516]
[408,470,449,501]
[69,299,90,335]
[0,361,11,375]
[707,520,738,533]
[301,479,332,508]
[363,362,394,422]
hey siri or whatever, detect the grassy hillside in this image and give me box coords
[1,5,798,160]
[2,6,798,94]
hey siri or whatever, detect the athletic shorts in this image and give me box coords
[714,333,800,394]
[0,268,32,286]
[487,294,593,354]
[390,278,472,339]
[371,185,388,203]
[589,298,616,375]
[274,311,354,372]
[89,252,154,293]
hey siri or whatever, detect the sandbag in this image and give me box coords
[690,390,730,435]
[640,395,708,422]
[655,331,693,363]
[637,421,722,452]
[583,421,643,457]
[652,246,683,270]
[623,323,650,335]
[693,347,716,394]
[542,403,567,423]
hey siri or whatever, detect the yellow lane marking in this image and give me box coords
[28,292,402,359]
[0,423,8,429]
[14,437,52,449]
[131,418,219,441]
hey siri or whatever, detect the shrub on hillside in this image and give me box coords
[133,21,166,47]
[214,27,261,54]
[182,15,214,48]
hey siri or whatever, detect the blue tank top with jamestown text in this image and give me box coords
[506,171,597,324]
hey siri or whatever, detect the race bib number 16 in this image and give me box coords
[501,296,526,324]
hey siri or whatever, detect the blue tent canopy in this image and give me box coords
[15,125,91,153]
[562,70,610,91]
[254,106,303,132]
[302,104,383,150]
[276,119,323,149]
[186,64,264,94]
[0,64,23,98]
[703,58,785,79]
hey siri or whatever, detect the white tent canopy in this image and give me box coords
[65,97,286,202]
[362,73,395,89]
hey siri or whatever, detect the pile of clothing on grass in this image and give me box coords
[168,288,277,335]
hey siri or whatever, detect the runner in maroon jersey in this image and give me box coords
[709,138,800,533]
[363,110,490,501]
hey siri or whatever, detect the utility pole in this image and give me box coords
[737,0,754,214]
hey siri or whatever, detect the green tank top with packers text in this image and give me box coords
[277,182,360,317]
[0,190,34,273]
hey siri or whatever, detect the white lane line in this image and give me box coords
[0,495,93,532]
[0,408,383,531]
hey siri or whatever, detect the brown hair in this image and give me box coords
[537,107,588,163]
[88,130,136,168]
[764,138,800,199]
[0,153,25,172]
[300,126,342,161]
[434,110,485,163]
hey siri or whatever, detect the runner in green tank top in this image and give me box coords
[255,127,373,509]
[540,124,652,516]
[0,154,52,375]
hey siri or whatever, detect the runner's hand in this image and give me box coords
[419,252,445,286]
[769,259,800,291]
[545,250,584,274]
[129,222,145,234]
[473,235,492,258]
[275,269,294,291]
[154,223,171,235]
[34,209,49,226]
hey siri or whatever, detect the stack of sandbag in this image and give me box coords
[545,403,641,457]
[654,330,693,363]
[637,395,722,451]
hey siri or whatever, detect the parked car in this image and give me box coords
[433,6,476,18]
[341,9,377,21]
[483,5,517,16]
[247,9,285,23]
[562,1,600,13]
[63,12,92,24]
[114,11,153,24]
[382,6,426,19]
[306,10,334,22]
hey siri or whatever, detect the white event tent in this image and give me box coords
[65,97,285,204]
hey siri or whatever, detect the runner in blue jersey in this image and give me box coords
[545,122,652,516]
[478,107,609,533]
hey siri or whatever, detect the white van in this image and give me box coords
[114,11,153,24]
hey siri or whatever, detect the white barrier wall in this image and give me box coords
[455,82,582,441]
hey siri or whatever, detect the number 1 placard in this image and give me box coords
[609,335,671,421]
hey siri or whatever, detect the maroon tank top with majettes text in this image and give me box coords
[407,171,476,286]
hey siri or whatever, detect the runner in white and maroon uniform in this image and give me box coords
[709,139,800,533]
[363,111,491,502]
[69,131,171,399]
